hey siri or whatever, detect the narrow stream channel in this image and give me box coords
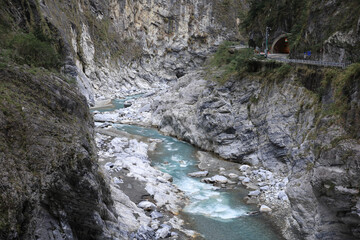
[114,124,282,240]
[93,96,283,240]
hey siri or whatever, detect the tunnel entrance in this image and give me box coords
[271,34,290,54]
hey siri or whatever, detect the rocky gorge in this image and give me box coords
[105,65,360,239]
[1,0,360,239]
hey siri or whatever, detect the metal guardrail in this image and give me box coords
[226,46,350,69]
[273,58,348,69]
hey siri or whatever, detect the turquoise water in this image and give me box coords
[91,94,144,112]
[114,124,283,240]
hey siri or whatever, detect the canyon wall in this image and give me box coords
[0,66,128,239]
[138,64,360,239]
[37,0,244,104]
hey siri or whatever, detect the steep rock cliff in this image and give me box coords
[0,1,131,239]
[0,66,126,239]
[35,0,245,103]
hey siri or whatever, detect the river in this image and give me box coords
[93,95,283,240]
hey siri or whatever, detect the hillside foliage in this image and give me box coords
[0,0,62,70]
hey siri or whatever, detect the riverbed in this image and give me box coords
[114,124,282,240]
[92,95,283,239]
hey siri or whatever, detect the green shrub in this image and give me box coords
[205,42,257,83]
[277,64,292,76]
[210,41,236,66]
[206,41,291,83]
[210,42,255,70]
[9,33,60,69]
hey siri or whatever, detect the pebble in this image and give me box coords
[248,190,261,196]
[212,175,228,183]
[228,173,239,179]
[238,176,246,181]
[156,224,172,239]
[156,176,167,183]
[162,173,173,182]
[242,177,251,183]
[113,177,124,184]
[277,191,289,201]
[260,205,272,213]
[188,171,209,178]
[171,232,179,237]
[258,172,267,181]
[202,175,228,184]
[150,211,164,219]
[239,165,250,171]
[104,162,114,170]
[138,201,156,211]
[151,220,160,230]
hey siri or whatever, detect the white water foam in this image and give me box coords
[184,197,246,220]
[177,176,246,220]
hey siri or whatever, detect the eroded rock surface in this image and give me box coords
[33,0,245,103]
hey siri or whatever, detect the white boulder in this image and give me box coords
[188,171,209,178]
[239,165,250,171]
[260,205,272,213]
[138,201,156,211]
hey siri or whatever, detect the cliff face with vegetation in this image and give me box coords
[0,3,125,236]
[242,0,360,63]
[0,66,128,239]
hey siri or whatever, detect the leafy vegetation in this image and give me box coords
[308,63,360,118]
[0,1,62,70]
[293,63,360,138]
[330,63,360,137]
[205,41,257,83]
[5,32,60,69]
[205,41,290,84]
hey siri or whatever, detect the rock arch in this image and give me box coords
[271,34,290,54]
